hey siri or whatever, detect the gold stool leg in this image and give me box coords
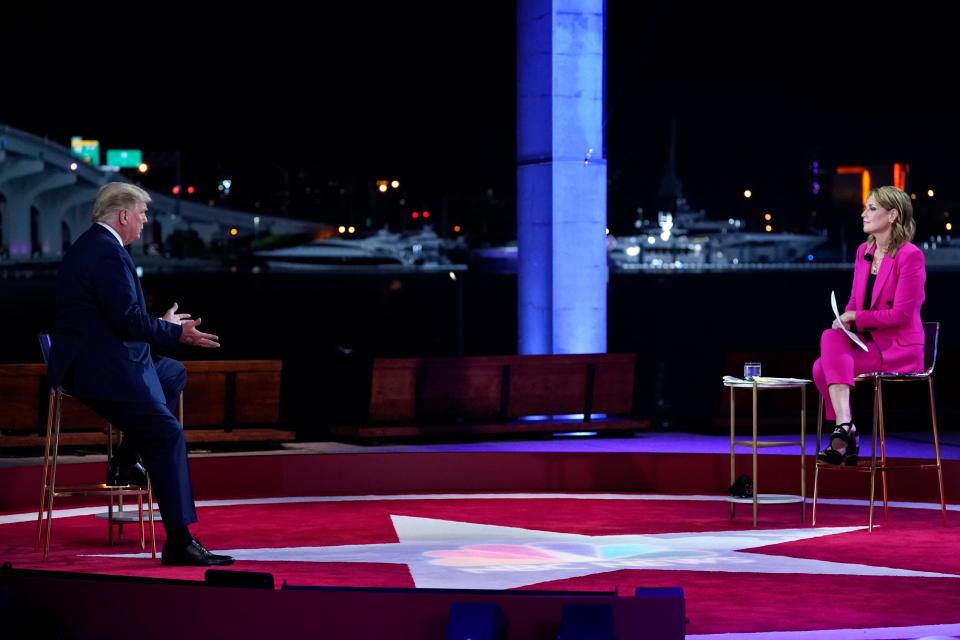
[868,377,880,533]
[729,386,736,520]
[800,385,807,524]
[36,389,56,551]
[752,381,758,528]
[813,395,823,526]
[147,479,157,559]
[43,392,64,560]
[929,377,948,526]
[877,381,889,521]
[137,492,145,550]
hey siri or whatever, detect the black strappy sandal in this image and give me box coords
[817,422,856,465]
[843,426,860,467]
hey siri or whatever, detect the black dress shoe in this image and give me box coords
[106,459,148,486]
[161,538,235,567]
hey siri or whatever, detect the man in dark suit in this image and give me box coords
[49,182,233,566]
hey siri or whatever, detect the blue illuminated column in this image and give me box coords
[517,0,607,355]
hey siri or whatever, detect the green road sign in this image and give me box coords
[70,137,100,165]
[106,149,143,168]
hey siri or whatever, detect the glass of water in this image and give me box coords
[743,362,761,381]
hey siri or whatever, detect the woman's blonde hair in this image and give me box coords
[867,185,915,256]
[91,182,151,223]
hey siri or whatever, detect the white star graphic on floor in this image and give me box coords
[96,515,957,590]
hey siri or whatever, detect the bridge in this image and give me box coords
[0,123,325,260]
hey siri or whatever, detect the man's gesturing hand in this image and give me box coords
[162,302,192,325]
[179,317,220,348]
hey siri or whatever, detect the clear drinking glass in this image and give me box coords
[743,362,761,381]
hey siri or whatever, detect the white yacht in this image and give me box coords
[608,206,829,270]
[254,226,464,271]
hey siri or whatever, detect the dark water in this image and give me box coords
[5,267,958,436]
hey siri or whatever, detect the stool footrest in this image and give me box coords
[734,440,799,448]
[726,494,804,505]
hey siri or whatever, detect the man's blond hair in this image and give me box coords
[91,182,152,223]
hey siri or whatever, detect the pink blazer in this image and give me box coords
[845,241,926,373]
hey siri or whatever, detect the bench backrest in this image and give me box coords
[182,360,282,427]
[368,353,636,423]
[0,360,282,444]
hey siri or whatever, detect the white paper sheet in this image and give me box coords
[831,290,868,352]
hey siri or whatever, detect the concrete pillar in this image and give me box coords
[517,0,607,354]
[34,180,91,257]
[155,212,181,246]
[0,159,44,258]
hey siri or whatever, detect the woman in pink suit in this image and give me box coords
[812,185,925,464]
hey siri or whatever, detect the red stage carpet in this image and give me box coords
[3,493,959,637]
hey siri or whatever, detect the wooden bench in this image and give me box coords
[0,360,292,448]
[330,353,648,441]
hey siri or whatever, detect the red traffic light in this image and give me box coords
[187,185,195,195]
[172,185,181,195]
[411,211,419,219]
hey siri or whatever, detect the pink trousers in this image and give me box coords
[812,328,883,421]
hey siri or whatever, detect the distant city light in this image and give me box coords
[378,184,388,193]
[763,212,772,221]
[647,236,656,245]
[412,211,419,219]
[391,180,400,189]
[625,246,641,257]
[187,185,195,195]
[253,216,260,224]
[69,162,78,171]
[605,228,610,235]
[743,189,752,199]
[338,225,346,233]
[172,186,181,195]
[764,224,773,232]
[347,226,356,233]
[807,254,814,261]
[448,271,457,281]
[453,225,461,233]
[422,211,430,219]
[910,193,917,200]
[137,163,149,173]
[927,189,935,197]
[947,223,954,231]
[229,228,238,236]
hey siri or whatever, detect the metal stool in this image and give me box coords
[35,333,156,560]
[813,321,948,532]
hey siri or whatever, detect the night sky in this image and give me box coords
[3,5,958,241]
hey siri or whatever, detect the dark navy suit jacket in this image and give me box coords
[49,224,182,404]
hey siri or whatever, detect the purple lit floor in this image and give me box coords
[268,430,960,460]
